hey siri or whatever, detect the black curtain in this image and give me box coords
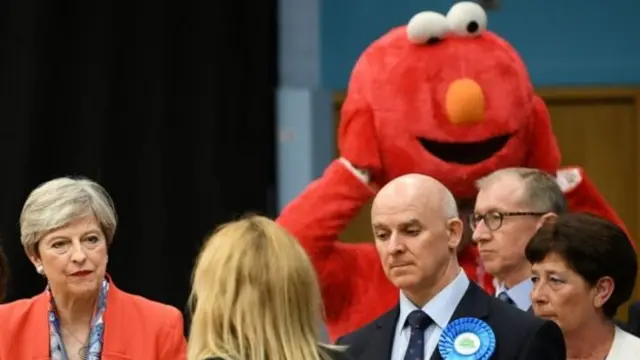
[0,0,277,315]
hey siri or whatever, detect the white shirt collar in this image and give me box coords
[494,277,533,310]
[397,269,470,330]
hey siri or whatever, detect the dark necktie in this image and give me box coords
[403,310,433,360]
[497,291,515,306]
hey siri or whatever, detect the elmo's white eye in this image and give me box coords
[446,1,487,37]
[407,11,449,45]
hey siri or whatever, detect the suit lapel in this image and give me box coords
[31,291,51,360]
[102,280,133,360]
[357,306,398,360]
[429,282,491,360]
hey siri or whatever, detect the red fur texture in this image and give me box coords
[339,27,560,197]
[277,5,632,343]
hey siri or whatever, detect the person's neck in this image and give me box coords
[51,286,98,330]
[565,317,615,359]
[406,258,460,307]
[499,264,531,289]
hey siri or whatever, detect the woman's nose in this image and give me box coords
[70,242,87,262]
[530,284,546,303]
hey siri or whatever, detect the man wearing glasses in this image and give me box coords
[471,167,567,311]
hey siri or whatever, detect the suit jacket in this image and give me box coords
[0,280,187,360]
[625,301,640,337]
[336,282,565,360]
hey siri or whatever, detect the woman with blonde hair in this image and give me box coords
[188,214,351,360]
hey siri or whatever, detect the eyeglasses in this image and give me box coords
[469,211,547,231]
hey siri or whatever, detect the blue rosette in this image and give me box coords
[438,317,496,360]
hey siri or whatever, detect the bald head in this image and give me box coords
[373,174,458,219]
[371,174,463,304]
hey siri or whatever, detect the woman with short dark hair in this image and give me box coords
[526,212,640,359]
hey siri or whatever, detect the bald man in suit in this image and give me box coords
[336,174,566,360]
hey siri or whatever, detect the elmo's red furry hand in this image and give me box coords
[338,88,383,185]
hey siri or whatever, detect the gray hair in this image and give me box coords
[20,177,117,254]
[475,167,567,214]
[442,188,459,219]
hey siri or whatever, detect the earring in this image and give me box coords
[36,265,44,274]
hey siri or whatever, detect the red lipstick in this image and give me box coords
[71,270,92,277]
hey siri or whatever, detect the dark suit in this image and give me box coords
[336,282,566,360]
[625,301,640,337]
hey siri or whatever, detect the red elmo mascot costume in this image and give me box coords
[277,1,630,342]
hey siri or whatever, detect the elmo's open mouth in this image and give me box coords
[418,135,511,165]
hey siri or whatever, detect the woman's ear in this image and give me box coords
[592,276,615,309]
[25,247,43,274]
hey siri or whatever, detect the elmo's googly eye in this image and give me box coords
[446,1,487,37]
[407,11,449,45]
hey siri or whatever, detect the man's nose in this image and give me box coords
[388,234,405,254]
[471,221,491,243]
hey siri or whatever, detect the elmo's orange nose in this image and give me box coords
[445,78,485,125]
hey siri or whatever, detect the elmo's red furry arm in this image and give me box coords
[277,160,401,340]
[276,161,384,327]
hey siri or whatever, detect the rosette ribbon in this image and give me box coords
[437,317,496,360]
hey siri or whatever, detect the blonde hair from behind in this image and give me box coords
[188,214,340,360]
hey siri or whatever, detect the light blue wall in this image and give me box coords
[321,0,640,89]
[277,0,334,212]
[277,0,333,340]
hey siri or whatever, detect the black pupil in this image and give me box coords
[467,21,479,33]
[427,37,441,45]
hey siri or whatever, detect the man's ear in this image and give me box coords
[535,212,558,230]
[592,276,615,309]
[447,218,464,250]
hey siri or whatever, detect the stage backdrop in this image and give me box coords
[0,0,277,318]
